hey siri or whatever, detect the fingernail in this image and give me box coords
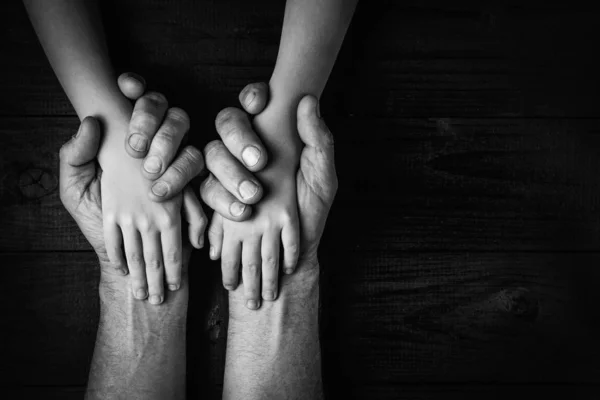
[244,91,256,109]
[74,124,82,138]
[246,299,258,310]
[229,201,246,217]
[284,268,294,275]
[135,288,147,299]
[168,284,179,291]
[239,180,258,200]
[151,181,169,197]
[128,72,146,86]
[263,290,275,301]
[119,267,129,276]
[242,146,261,167]
[128,133,148,152]
[149,294,163,305]
[144,156,162,173]
[209,246,216,259]
[198,234,205,249]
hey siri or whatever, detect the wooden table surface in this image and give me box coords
[1,0,600,398]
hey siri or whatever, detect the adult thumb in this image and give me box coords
[296,95,338,206]
[59,116,101,192]
[297,95,335,158]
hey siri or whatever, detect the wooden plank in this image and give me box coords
[2,251,599,392]
[319,251,600,400]
[342,384,600,400]
[1,1,599,117]
[2,117,600,252]
[2,387,86,400]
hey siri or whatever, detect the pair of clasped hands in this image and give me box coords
[60,73,337,310]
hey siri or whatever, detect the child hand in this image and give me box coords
[100,112,203,305]
[211,107,302,310]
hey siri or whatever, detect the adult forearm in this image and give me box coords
[86,265,188,400]
[270,0,358,109]
[223,265,323,400]
[23,0,131,135]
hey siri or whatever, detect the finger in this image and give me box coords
[215,107,268,171]
[200,173,253,222]
[281,221,300,274]
[261,232,280,301]
[126,91,169,158]
[142,232,165,305]
[122,227,148,300]
[142,107,190,180]
[161,218,183,292]
[183,186,207,249]
[221,235,242,291]
[297,95,334,156]
[208,213,224,260]
[238,82,269,115]
[242,239,262,310]
[59,117,102,206]
[297,95,338,205]
[103,220,128,275]
[149,146,205,202]
[204,140,263,204]
[117,72,146,100]
[59,117,101,176]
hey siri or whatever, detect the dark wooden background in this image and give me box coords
[1,0,600,398]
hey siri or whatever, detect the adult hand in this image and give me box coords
[118,73,205,204]
[206,86,337,268]
[199,83,271,222]
[60,76,206,276]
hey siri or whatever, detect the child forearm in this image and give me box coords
[23,0,131,160]
[269,0,358,112]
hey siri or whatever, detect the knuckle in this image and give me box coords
[200,174,217,195]
[119,215,134,228]
[166,107,190,127]
[143,91,168,107]
[215,107,242,132]
[285,242,299,255]
[246,263,260,276]
[136,218,151,233]
[164,250,181,266]
[104,213,118,226]
[170,162,191,184]
[131,110,161,133]
[127,252,144,266]
[180,146,205,174]
[263,256,277,269]
[182,145,204,165]
[207,225,222,239]
[203,140,225,161]
[146,259,163,270]
[159,212,178,228]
